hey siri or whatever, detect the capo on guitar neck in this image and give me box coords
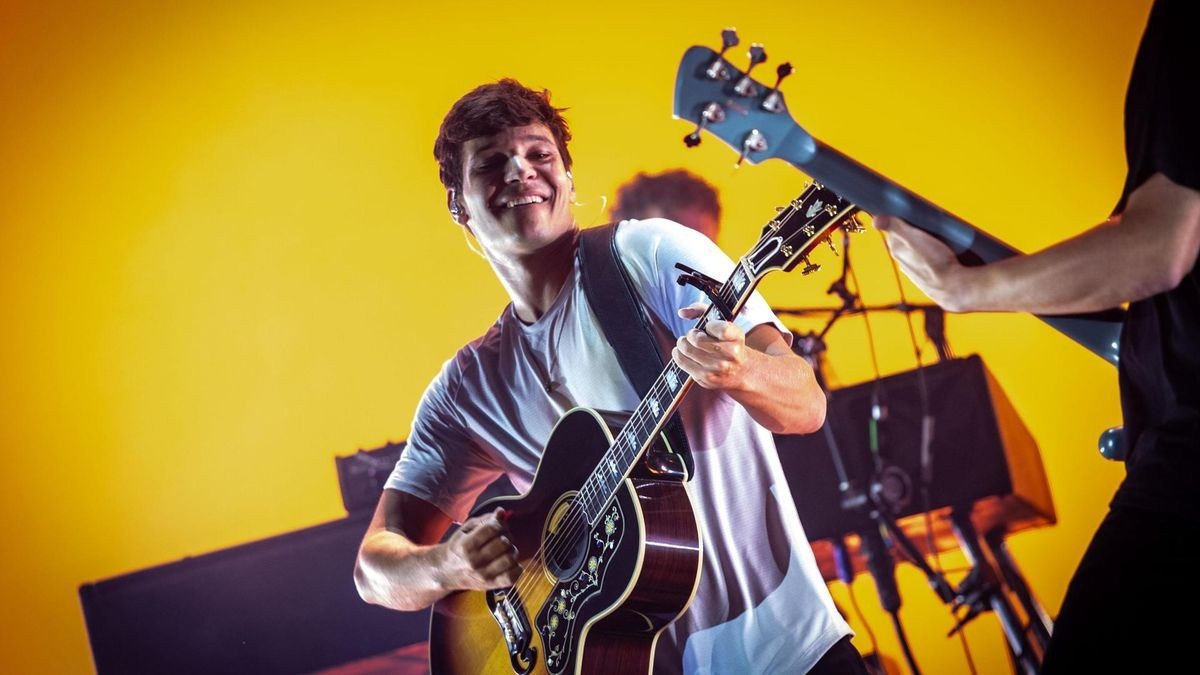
[674,263,735,321]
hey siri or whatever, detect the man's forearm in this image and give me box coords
[956,174,1200,314]
[728,334,826,436]
[354,531,450,612]
[960,220,1175,314]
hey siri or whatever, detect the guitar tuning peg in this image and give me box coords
[825,236,839,256]
[841,214,866,234]
[734,44,768,97]
[800,256,821,275]
[682,102,727,148]
[705,27,741,80]
[762,62,793,113]
[721,27,740,49]
[735,128,768,167]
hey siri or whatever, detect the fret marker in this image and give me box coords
[666,371,680,391]
[649,399,662,416]
[733,269,748,292]
[609,459,618,475]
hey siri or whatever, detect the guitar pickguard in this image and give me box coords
[536,500,625,674]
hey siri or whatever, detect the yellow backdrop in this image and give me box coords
[0,0,1150,672]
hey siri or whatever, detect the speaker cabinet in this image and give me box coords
[79,513,429,674]
[776,355,1054,567]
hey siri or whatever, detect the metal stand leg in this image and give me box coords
[984,529,1054,652]
[949,511,1040,675]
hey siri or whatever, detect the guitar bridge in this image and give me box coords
[487,589,537,674]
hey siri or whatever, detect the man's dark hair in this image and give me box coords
[433,79,573,193]
[611,169,721,225]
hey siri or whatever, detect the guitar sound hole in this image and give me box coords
[544,501,589,581]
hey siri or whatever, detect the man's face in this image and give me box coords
[455,123,575,259]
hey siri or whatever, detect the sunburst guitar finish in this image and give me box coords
[429,408,702,675]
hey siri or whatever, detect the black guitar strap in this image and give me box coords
[578,223,694,479]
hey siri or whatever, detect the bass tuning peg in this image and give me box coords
[705,27,740,80]
[762,62,794,113]
[734,44,768,97]
[735,128,767,166]
[683,102,726,148]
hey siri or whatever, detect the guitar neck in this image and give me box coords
[579,266,756,525]
[775,131,1125,366]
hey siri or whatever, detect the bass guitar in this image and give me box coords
[673,31,1128,460]
[428,183,861,674]
[673,30,1126,367]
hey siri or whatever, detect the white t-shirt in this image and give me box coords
[387,219,850,673]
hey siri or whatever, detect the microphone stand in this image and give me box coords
[789,232,958,675]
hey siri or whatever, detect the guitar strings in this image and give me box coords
[500,196,833,629]
[500,305,715,620]
[506,276,738,604]
[504,363,694,612]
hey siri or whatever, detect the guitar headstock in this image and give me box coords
[674,29,810,165]
[675,31,863,292]
[744,182,863,281]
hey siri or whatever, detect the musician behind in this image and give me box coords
[611,168,722,243]
[353,79,869,673]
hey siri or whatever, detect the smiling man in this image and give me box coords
[353,79,862,674]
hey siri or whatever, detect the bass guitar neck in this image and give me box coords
[674,42,1125,366]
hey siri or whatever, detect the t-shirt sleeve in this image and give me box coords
[613,218,791,344]
[384,355,504,523]
[1117,0,1200,211]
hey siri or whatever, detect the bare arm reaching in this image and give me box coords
[354,489,521,612]
[875,172,1200,315]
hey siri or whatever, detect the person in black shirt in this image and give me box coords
[873,1,1199,671]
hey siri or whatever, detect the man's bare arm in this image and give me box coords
[354,488,520,612]
[674,307,825,436]
[875,173,1200,315]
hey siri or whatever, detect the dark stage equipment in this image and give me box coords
[776,355,1055,552]
[79,513,428,674]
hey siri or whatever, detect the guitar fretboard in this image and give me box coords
[574,261,756,526]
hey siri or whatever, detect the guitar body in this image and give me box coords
[429,407,702,675]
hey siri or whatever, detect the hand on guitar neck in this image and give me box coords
[874,215,976,313]
[876,172,1200,317]
[675,301,824,434]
